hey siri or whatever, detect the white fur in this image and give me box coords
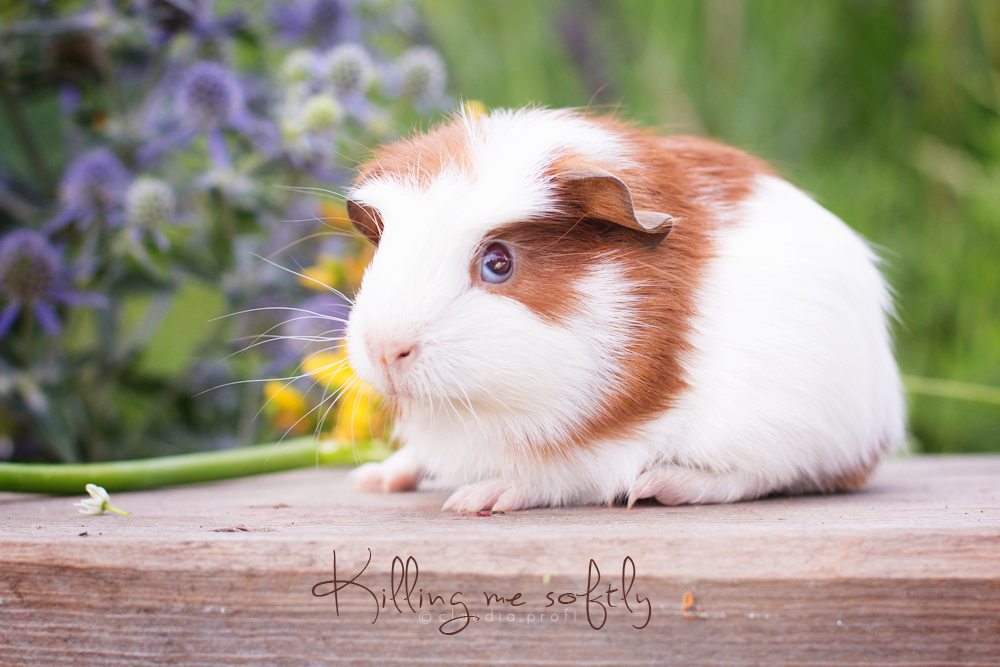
[636,175,906,502]
[345,108,906,511]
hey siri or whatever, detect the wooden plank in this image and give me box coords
[1,455,998,666]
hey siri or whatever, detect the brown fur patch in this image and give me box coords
[822,457,879,491]
[814,448,885,493]
[485,125,770,456]
[469,224,587,323]
[356,120,473,188]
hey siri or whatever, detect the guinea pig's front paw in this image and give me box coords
[350,448,421,493]
[442,479,538,513]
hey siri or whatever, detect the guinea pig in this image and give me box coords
[343,107,905,512]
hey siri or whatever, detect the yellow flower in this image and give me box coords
[463,99,488,119]
[297,246,373,292]
[272,411,311,435]
[263,380,306,415]
[319,200,351,230]
[297,254,345,291]
[333,382,380,441]
[300,349,383,440]
[302,350,354,387]
[342,244,374,286]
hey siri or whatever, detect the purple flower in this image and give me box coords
[139,62,276,169]
[138,0,245,47]
[284,294,351,342]
[270,293,351,369]
[46,148,131,233]
[59,84,82,114]
[176,61,245,128]
[0,230,105,338]
[272,0,359,48]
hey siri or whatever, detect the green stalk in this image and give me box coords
[0,75,54,194]
[903,375,1000,406]
[0,437,390,495]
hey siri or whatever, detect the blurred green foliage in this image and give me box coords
[420,0,1000,452]
[0,0,445,463]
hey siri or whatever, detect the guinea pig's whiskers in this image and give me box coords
[211,306,351,324]
[245,314,348,342]
[266,227,367,258]
[226,316,347,359]
[275,373,356,445]
[250,253,356,305]
[346,380,370,443]
[226,332,345,363]
[253,374,310,424]
[231,333,342,345]
[274,184,347,202]
[318,375,365,443]
[193,374,306,398]
[312,384,341,441]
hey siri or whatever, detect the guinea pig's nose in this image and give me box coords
[367,337,418,370]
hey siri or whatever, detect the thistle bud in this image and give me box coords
[399,46,446,100]
[324,43,374,94]
[125,177,176,228]
[300,94,343,132]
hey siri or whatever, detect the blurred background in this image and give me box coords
[0,0,997,463]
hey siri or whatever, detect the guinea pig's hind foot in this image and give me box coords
[626,466,770,507]
[442,479,539,513]
[350,448,420,493]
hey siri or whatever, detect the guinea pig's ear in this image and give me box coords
[558,165,673,237]
[346,199,383,246]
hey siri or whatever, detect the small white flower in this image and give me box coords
[299,94,343,132]
[73,483,129,516]
[398,46,447,100]
[281,50,317,84]
[125,177,176,229]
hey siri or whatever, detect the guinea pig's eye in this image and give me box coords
[480,242,514,284]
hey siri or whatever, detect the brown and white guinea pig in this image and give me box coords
[342,107,906,512]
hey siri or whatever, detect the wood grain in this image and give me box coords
[1,455,998,666]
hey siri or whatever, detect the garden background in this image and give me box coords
[0,0,997,464]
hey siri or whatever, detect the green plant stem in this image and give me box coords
[0,437,389,495]
[0,76,54,194]
[903,375,1000,406]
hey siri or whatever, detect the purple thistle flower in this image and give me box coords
[138,0,245,47]
[272,0,359,48]
[176,61,244,128]
[59,84,82,114]
[139,62,276,169]
[0,230,105,338]
[277,293,351,364]
[46,148,131,233]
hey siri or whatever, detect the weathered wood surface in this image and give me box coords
[1,455,998,666]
